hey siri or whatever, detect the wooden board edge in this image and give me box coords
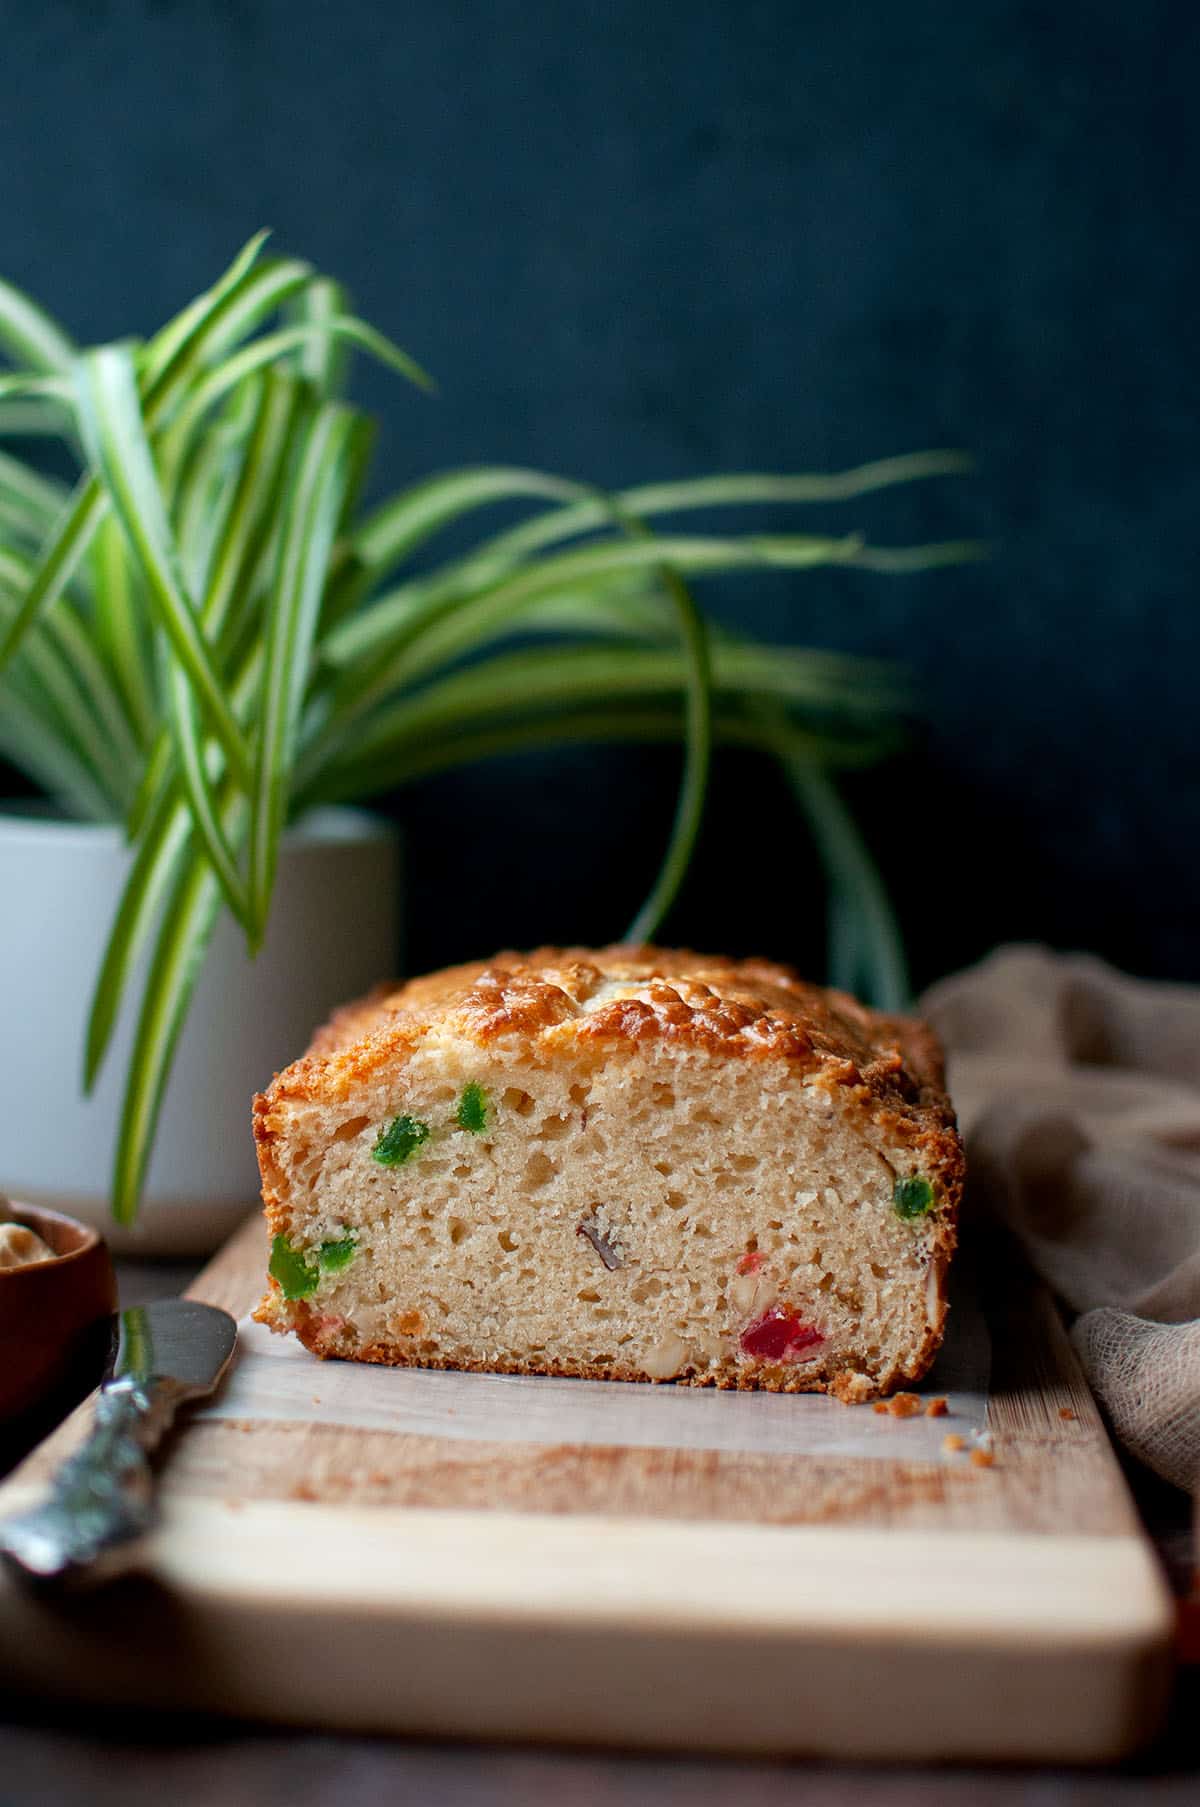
[0,1489,1172,1642]
[0,1495,1175,1761]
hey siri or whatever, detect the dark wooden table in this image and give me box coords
[1,1258,1196,1806]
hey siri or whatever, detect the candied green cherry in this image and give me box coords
[373,1114,430,1166]
[269,1233,320,1300]
[456,1083,489,1134]
[893,1175,936,1220]
[318,1235,358,1273]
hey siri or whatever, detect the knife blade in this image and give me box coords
[0,1298,236,1588]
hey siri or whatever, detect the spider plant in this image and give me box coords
[0,234,978,1224]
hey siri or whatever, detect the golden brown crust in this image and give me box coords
[262,943,951,1112]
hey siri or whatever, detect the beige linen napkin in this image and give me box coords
[923,945,1200,1494]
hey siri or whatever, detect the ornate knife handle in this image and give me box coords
[0,1376,184,1587]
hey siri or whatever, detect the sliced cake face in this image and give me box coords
[254,949,963,1400]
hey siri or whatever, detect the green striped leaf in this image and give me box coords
[162,316,432,484]
[0,276,76,372]
[299,703,895,816]
[623,558,711,942]
[0,371,74,405]
[0,450,67,531]
[0,676,114,819]
[110,792,246,1224]
[164,659,251,927]
[173,408,246,599]
[0,395,74,438]
[139,250,314,460]
[545,487,709,943]
[842,539,988,573]
[289,276,350,398]
[148,385,301,907]
[326,530,866,727]
[352,466,584,576]
[249,403,358,939]
[472,452,976,566]
[184,254,315,371]
[331,452,973,641]
[787,763,909,1010]
[125,734,172,844]
[138,231,273,400]
[201,368,303,643]
[0,550,135,808]
[84,784,193,1088]
[321,639,905,763]
[94,642,266,1086]
[90,517,156,745]
[320,465,587,633]
[0,477,109,674]
[73,343,250,787]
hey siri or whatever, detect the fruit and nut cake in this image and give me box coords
[254,946,963,1400]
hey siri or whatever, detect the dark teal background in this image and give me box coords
[4,2,1197,988]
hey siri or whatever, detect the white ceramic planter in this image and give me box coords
[0,806,399,1254]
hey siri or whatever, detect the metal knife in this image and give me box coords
[0,1298,236,1588]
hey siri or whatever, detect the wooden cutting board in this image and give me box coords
[0,1215,1174,1762]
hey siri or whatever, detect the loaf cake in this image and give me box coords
[253,947,963,1400]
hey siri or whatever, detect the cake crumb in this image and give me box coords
[969,1447,996,1469]
[873,1401,889,1414]
[289,1480,320,1501]
[942,1433,965,1454]
[925,1396,948,1418]
[886,1392,921,1418]
[1059,1406,1077,1422]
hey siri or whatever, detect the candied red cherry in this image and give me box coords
[739,1304,823,1362]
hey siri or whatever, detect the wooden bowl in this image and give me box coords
[0,1201,117,1424]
